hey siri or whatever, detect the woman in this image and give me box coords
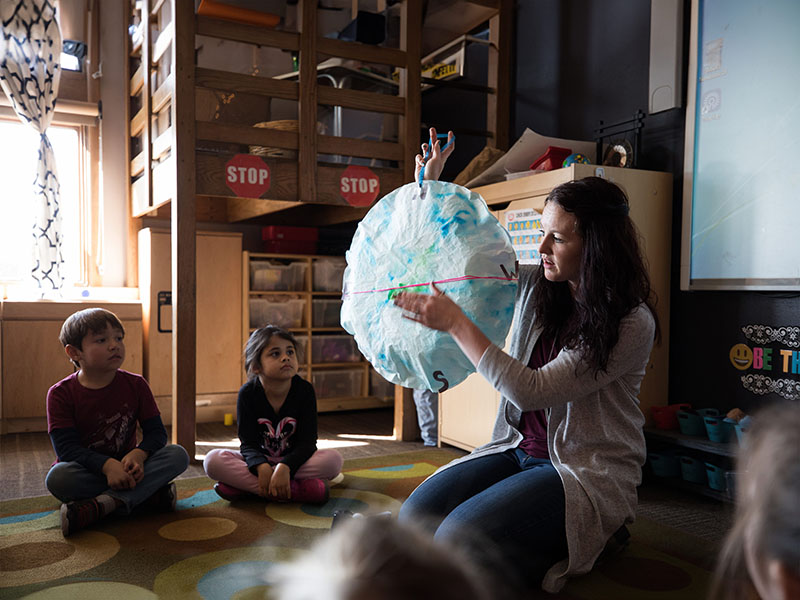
[395,129,660,593]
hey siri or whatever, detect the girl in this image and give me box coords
[395,129,659,592]
[204,325,343,504]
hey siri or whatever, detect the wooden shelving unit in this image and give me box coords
[242,252,393,413]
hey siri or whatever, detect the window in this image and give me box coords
[0,119,85,287]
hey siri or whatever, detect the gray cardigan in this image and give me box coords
[437,265,655,593]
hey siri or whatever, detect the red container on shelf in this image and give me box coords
[262,226,318,254]
[651,403,691,430]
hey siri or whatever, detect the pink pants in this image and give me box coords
[203,448,343,495]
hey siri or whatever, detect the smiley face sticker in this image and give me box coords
[729,344,753,370]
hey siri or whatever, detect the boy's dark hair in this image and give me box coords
[59,308,125,368]
[244,325,300,377]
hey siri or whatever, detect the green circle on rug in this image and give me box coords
[158,517,238,541]
[264,489,401,529]
[0,530,119,588]
[19,582,157,599]
[153,546,301,598]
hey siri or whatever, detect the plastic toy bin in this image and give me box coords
[312,335,360,363]
[679,455,707,485]
[313,257,346,291]
[647,451,680,478]
[677,408,719,437]
[370,369,395,399]
[312,299,343,328]
[250,260,308,291]
[249,295,305,329]
[312,369,363,399]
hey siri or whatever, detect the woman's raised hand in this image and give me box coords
[414,127,455,182]
[393,282,462,332]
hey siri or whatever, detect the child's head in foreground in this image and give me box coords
[59,308,125,370]
[711,402,800,600]
[269,516,491,600]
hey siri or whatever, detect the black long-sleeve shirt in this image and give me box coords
[237,375,318,477]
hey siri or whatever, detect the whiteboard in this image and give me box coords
[680,0,800,290]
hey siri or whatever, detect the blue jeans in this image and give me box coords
[45,444,189,515]
[412,388,438,446]
[399,448,567,587]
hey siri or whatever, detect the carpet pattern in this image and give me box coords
[0,449,716,599]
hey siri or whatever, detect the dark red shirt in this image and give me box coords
[518,333,560,458]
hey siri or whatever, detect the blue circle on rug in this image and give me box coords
[301,497,369,518]
[178,489,222,510]
[197,561,272,599]
[374,464,414,472]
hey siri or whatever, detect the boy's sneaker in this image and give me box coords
[290,478,329,504]
[156,482,177,511]
[214,482,247,502]
[61,498,102,537]
[330,472,345,486]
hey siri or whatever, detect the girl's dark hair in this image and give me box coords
[531,177,660,374]
[244,325,300,377]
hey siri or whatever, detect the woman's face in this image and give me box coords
[538,202,584,292]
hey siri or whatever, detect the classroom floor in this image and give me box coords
[0,408,733,543]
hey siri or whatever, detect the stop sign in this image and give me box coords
[340,165,380,206]
[225,154,271,198]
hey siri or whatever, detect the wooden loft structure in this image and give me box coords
[126,0,512,455]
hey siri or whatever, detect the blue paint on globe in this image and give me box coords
[342,181,517,391]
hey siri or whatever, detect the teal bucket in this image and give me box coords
[705,462,727,492]
[648,451,681,478]
[703,416,736,443]
[679,455,707,485]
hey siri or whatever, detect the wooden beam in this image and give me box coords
[317,37,407,67]
[393,386,420,441]
[196,15,299,50]
[195,67,299,99]
[171,0,197,458]
[195,152,404,202]
[318,85,404,114]
[399,0,422,183]
[297,0,318,203]
[487,0,513,149]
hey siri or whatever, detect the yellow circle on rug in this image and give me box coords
[153,546,301,598]
[0,529,119,588]
[19,581,157,599]
[346,462,438,480]
[158,517,237,541]
[264,489,402,529]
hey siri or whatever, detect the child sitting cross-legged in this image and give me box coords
[204,325,343,504]
[46,308,190,537]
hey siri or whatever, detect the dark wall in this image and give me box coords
[509,1,799,414]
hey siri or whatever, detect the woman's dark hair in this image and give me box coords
[532,176,660,373]
[244,325,300,377]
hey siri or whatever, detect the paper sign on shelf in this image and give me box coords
[505,207,543,265]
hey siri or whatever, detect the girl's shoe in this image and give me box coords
[289,478,330,504]
[214,482,247,501]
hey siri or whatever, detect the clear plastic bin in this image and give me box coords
[312,369,363,398]
[249,295,305,329]
[293,335,308,363]
[312,298,343,327]
[250,260,308,291]
[312,335,360,363]
[313,257,346,291]
[370,369,395,399]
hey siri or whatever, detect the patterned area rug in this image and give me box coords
[0,449,716,599]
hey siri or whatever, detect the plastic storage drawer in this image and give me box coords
[294,335,308,362]
[312,298,343,328]
[313,257,346,291]
[370,369,395,399]
[312,369,363,399]
[249,296,305,329]
[250,260,308,291]
[312,335,360,363]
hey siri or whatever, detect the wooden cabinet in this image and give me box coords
[138,229,243,424]
[243,252,393,413]
[0,301,142,433]
[439,165,673,450]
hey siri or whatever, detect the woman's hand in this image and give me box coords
[269,463,292,501]
[394,283,463,333]
[415,127,455,182]
[256,462,274,498]
[394,282,493,367]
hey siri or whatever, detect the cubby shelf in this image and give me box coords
[242,251,394,412]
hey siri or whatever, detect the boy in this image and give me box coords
[46,307,189,536]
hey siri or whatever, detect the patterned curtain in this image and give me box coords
[0,0,64,293]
